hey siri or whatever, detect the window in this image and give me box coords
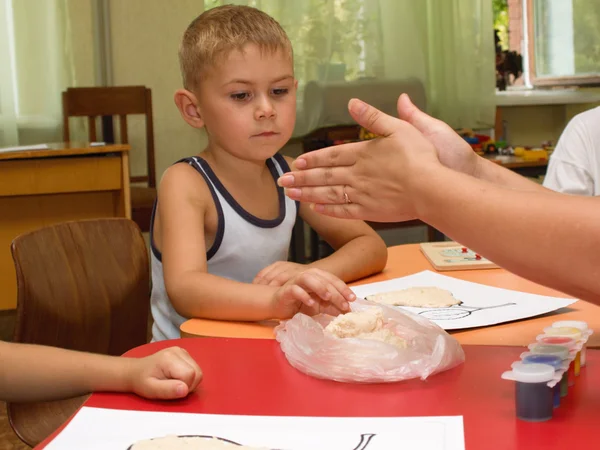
[507,0,600,87]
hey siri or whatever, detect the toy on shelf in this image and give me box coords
[456,129,504,156]
[359,127,378,141]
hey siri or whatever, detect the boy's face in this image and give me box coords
[196,44,297,161]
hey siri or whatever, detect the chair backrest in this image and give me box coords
[62,86,156,188]
[7,218,150,446]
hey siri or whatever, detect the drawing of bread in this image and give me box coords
[128,435,268,450]
[365,287,462,308]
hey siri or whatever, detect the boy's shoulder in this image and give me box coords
[159,159,212,203]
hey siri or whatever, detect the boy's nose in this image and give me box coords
[255,98,276,120]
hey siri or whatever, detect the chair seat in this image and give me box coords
[131,186,157,208]
[131,186,156,232]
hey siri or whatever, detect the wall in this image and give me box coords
[108,0,207,181]
[500,99,600,147]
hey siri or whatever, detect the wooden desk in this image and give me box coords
[483,154,548,177]
[38,338,600,450]
[0,142,130,310]
[180,244,600,347]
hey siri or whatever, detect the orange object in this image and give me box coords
[179,244,600,347]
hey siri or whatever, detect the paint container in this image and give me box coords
[527,343,575,388]
[527,344,570,359]
[535,335,580,376]
[501,363,555,422]
[520,354,565,408]
[551,320,591,367]
[543,327,583,380]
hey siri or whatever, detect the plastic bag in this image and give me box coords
[275,299,465,383]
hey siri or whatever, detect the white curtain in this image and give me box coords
[0,0,75,147]
[204,0,495,132]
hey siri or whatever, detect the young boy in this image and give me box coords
[0,341,202,402]
[150,5,388,341]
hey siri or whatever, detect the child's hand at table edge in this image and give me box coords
[126,347,203,400]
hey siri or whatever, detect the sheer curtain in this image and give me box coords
[0,0,75,147]
[204,0,495,132]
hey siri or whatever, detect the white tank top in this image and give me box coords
[150,154,298,341]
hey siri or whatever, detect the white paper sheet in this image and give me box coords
[350,270,576,330]
[0,143,49,153]
[45,407,465,450]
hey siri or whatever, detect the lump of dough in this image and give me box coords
[325,308,384,338]
[130,436,269,450]
[366,286,461,308]
[325,308,406,349]
[356,328,407,349]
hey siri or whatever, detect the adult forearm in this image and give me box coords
[415,166,600,302]
[167,273,277,321]
[310,235,387,282]
[0,342,131,402]
[474,157,548,193]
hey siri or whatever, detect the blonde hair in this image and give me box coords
[179,5,293,91]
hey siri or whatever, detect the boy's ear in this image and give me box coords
[174,89,205,129]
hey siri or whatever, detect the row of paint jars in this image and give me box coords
[501,320,593,422]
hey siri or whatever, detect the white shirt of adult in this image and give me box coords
[543,106,600,196]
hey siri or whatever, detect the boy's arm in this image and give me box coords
[158,164,352,321]
[159,164,280,321]
[0,342,202,402]
[288,157,387,282]
[300,202,388,281]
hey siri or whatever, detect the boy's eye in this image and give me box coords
[272,88,289,96]
[231,92,250,101]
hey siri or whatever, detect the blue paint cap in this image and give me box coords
[522,354,564,370]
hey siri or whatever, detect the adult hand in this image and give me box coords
[278,97,440,222]
[396,94,479,177]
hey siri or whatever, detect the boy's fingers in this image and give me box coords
[294,273,332,302]
[287,284,315,308]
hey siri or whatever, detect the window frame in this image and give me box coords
[525,0,600,88]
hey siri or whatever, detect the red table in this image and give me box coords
[38,338,599,450]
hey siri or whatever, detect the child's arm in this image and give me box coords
[157,164,354,321]
[254,157,387,286]
[298,201,388,281]
[0,341,202,402]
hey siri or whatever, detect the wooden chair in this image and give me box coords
[7,218,150,447]
[302,125,444,261]
[62,86,157,232]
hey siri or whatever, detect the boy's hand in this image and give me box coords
[127,347,203,400]
[272,268,355,319]
[253,261,306,286]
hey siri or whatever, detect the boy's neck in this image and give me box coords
[200,144,273,183]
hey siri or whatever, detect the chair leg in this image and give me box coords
[309,228,319,262]
[290,217,306,263]
[427,225,445,242]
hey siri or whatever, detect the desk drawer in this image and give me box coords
[0,156,122,197]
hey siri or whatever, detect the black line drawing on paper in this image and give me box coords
[353,433,376,450]
[127,432,377,450]
[418,303,517,320]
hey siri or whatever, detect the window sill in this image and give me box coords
[496,88,600,107]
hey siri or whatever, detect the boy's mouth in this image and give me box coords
[253,131,279,137]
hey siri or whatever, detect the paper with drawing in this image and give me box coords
[350,270,575,330]
[45,407,465,450]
